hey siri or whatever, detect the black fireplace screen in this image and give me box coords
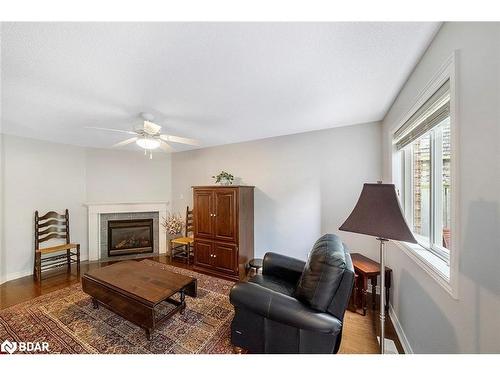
[108,219,154,257]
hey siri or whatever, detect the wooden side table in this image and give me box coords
[350,253,392,316]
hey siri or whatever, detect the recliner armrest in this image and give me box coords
[262,252,305,285]
[230,282,342,335]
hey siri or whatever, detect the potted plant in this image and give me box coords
[162,212,185,257]
[161,212,185,236]
[212,171,234,186]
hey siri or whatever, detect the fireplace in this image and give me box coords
[107,219,154,257]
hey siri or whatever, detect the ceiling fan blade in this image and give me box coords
[111,137,138,148]
[160,134,200,146]
[143,121,162,135]
[85,126,137,135]
[159,139,174,152]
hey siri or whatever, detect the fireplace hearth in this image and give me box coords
[108,219,154,257]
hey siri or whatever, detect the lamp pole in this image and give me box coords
[377,237,388,354]
[339,183,417,354]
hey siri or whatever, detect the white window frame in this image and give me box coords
[390,52,459,299]
[401,121,450,263]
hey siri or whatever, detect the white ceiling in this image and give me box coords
[1,22,440,151]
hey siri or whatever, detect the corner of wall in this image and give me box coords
[0,132,4,285]
[0,23,5,284]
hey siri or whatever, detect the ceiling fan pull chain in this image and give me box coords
[149,150,153,160]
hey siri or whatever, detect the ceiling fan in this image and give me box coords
[86,113,200,159]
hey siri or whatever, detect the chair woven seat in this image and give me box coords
[171,237,194,245]
[37,243,79,254]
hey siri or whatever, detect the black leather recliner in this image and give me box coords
[229,234,354,354]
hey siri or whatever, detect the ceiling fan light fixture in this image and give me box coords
[136,137,160,150]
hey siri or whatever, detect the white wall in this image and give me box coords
[85,148,171,203]
[0,25,4,283]
[1,135,171,282]
[0,131,3,284]
[382,22,500,353]
[172,122,382,261]
[2,135,87,281]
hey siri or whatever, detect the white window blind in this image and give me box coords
[394,80,450,150]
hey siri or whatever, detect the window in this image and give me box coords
[395,80,452,264]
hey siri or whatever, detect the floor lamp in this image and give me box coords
[339,182,416,354]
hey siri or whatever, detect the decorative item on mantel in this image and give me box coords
[212,171,234,186]
[161,212,185,236]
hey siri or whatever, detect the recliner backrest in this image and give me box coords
[327,245,355,321]
[294,234,352,314]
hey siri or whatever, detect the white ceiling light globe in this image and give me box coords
[136,138,160,150]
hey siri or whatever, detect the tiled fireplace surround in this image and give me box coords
[100,212,159,260]
[86,202,168,261]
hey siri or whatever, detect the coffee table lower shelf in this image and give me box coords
[82,276,197,340]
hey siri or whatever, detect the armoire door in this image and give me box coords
[212,242,237,274]
[213,189,238,242]
[194,189,213,238]
[194,240,212,268]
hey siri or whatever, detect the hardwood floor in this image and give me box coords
[0,255,403,354]
[341,295,404,354]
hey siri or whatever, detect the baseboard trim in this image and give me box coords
[388,304,413,354]
[2,269,33,284]
[0,257,89,285]
[367,284,413,354]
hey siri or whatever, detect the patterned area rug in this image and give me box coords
[0,260,235,354]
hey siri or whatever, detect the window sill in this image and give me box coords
[393,240,457,299]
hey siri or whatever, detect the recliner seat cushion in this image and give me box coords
[294,234,346,312]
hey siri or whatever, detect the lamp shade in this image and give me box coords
[339,183,417,243]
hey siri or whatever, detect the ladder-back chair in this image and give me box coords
[170,207,194,264]
[34,209,80,281]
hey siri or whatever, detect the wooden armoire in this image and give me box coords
[192,186,254,281]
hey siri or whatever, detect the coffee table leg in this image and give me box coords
[185,279,197,298]
[180,290,186,314]
[145,328,151,341]
[91,298,99,309]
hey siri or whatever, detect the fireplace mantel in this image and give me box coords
[86,201,168,261]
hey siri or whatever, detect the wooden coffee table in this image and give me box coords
[82,260,197,340]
